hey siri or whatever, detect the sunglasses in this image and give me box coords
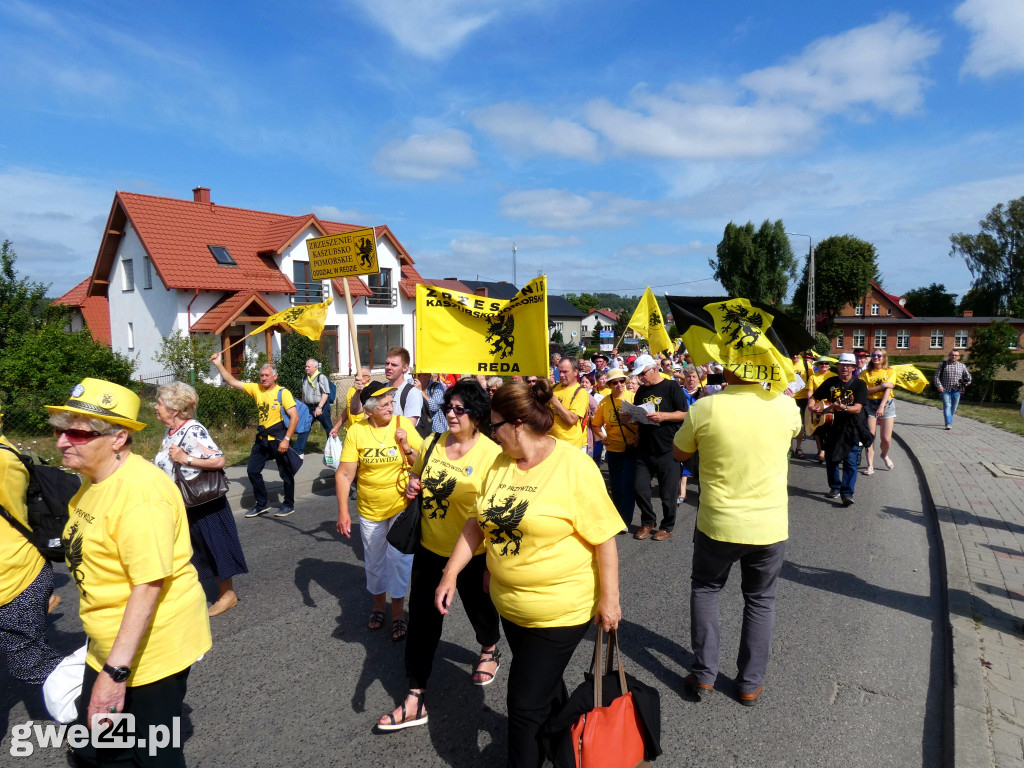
[871,354,884,358]
[443,404,469,416]
[489,420,509,434]
[54,427,107,444]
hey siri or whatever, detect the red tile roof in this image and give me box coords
[399,263,426,299]
[331,277,372,299]
[54,278,111,346]
[871,279,914,318]
[191,291,279,335]
[420,278,472,293]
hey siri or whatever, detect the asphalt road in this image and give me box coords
[2,440,945,767]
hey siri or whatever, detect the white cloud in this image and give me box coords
[447,233,584,259]
[373,130,477,180]
[499,189,653,229]
[470,103,600,160]
[344,0,546,59]
[311,206,371,225]
[740,14,940,115]
[954,0,1024,78]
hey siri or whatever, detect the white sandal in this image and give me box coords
[377,691,428,731]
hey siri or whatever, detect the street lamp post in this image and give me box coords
[788,232,815,336]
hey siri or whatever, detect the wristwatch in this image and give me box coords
[102,663,131,683]
[186,455,193,465]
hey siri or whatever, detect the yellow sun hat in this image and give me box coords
[46,378,147,431]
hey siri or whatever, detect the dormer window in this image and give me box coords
[208,245,237,266]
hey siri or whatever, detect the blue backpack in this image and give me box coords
[278,388,313,434]
[327,379,337,407]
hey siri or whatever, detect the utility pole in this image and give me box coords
[787,233,815,336]
[512,242,517,286]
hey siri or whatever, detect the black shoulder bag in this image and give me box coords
[386,431,442,554]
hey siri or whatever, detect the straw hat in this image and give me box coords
[46,378,147,431]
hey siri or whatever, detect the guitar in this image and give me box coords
[804,390,854,435]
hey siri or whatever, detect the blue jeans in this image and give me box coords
[605,448,636,526]
[941,391,961,427]
[826,445,861,498]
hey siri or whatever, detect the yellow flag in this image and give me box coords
[248,298,333,341]
[627,287,673,355]
[415,277,549,376]
[680,298,795,395]
[891,364,928,394]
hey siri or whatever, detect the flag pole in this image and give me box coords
[342,278,362,373]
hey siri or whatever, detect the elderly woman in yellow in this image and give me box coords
[336,381,423,642]
[47,378,210,766]
[377,379,503,731]
[436,379,624,768]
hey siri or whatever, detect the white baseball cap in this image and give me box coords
[630,354,657,376]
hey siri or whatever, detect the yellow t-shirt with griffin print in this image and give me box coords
[340,416,423,521]
[62,455,211,685]
[475,440,624,628]
[242,383,295,431]
[411,432,502,557]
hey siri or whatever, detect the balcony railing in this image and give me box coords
[365,286,397,307]
[292,282,329,304]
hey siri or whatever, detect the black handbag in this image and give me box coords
[386,432,441,554]
[171,424,229,508]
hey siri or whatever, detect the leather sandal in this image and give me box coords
[391,618,408,642]
[473,647,501,686]
[377,690,428,731]
[367,610,385,631]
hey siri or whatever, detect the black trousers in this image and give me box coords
[246,439,295,507]
[405,548,500,689]
[71,664,191,767]
[634,451,681,531]
[502,617,591,768]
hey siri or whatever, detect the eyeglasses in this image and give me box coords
[54,427,107,444]
[871,354,883,358]
[444,404,469,416]
[489,420,509,434]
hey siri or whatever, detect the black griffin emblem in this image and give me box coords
[63,521,87,599]
[357,237,374,269]
[279,307,305,323]
[257,400,271,422]
[902,370,921,382]
[486,313,515,359]
[422,468,458,519]
[718,303,764,349]
[481,493,529,556]
[648,311,662,328]
[100,393,115,407]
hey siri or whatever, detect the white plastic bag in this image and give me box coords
[323,435,343,469]
[43,644,87,723]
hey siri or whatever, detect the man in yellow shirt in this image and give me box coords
[212,354,299,518]
[550,358,589,449]
[674,368,801,707]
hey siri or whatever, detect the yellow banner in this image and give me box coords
[306,228,379,279]
[249,298,333,341]
[415,277,549,376]
[891,364,928,394]
[627,287,673,355]
[680,298,795,395]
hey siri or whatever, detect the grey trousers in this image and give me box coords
[689,529,786,693]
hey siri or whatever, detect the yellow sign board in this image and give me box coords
[306,228,379,280]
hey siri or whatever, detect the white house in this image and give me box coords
[58,187,425,379]
[580,309,619,342]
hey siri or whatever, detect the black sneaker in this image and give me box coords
[841,496,855,507]
[274,505,296,518]
[825,489,840,499]
[245,505,272,518]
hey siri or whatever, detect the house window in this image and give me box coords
[886,307,893,316]
[852,329,865,348]
[874,329,887,348]
[871,303,880,316]
[357,324,403,369]
[954,330,969,349]
[854,304,864,316]
[552,321,563,335]
[208,245,237,266]
[292,261,321,303]
[143,256,153,289]
[930,329,944,349]
[836,329,844,348]
[122,259,134,291]
[1010,334,1020,350]
[366,269,395,307]
[127,322,134,350]
[897,329,910,349]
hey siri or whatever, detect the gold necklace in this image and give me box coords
[368,421,391,447]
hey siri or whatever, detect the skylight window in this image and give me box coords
[208,245,237,265]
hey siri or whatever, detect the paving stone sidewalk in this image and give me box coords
[895,399,1024,768]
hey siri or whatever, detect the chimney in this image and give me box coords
[193,187,211,203]
[963,310,974,317]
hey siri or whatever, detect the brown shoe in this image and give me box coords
[208,592,239,617]
[684,673,713,699]
[651,529,673,541]
[739,686,763,706]
[633,525,655,540]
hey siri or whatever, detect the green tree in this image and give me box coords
[966,321,1019,402]
[590,319,604,346]
[790,234,880,337]
[612,301,635,345]
[155,332,217,384]
[276,334,329,397]
[0,240,65,351]
[563,292,601,313]
[950,196,1024,316]
[958,286,1002,316]
[710,219,797,305]
[901,283,957,316]
[550,328,565,346]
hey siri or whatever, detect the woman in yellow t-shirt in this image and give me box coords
[377,379,503,731]
[860,349,897,474]
[47,378,210,765]
[435,379,623,768]
[591,368,638,526]
[336,381,423,642]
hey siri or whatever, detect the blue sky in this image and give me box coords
[2,0,1023,303]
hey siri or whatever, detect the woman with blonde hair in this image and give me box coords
[860,349,897,473]
[153,381,247,616]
